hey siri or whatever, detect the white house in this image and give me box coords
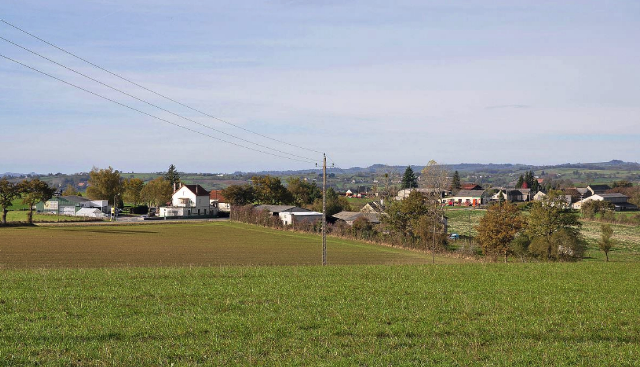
[159,184,216,217]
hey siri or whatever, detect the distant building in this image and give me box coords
[361,201,385,214]
[159,184,215,218]
[36,195,108,216]
[573,193,637,211]
[445,190,486,206]
[587,185,612,195]
[332,211,381,226]
[209,190,230,212]
[253,205,322,225]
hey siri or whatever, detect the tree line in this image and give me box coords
[222,176,352,216]
[0,164,183,224]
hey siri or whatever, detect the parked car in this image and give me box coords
[449,233,460,240]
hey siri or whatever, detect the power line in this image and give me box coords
[0,35,317,163]
[0,53,318,165]
[0,19,323,155]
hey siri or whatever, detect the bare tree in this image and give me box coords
[420,160,450,254]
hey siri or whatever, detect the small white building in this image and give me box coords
[209,190,230,212]
[159,184,216,217]
[279,211,323,226]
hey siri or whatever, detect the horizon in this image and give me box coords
[2,1,639,173]
[3,159,638,177]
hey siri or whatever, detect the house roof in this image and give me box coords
[453,189,485,198]
[461,184,483,190]
[332,211,380,223]
[182,184,209,196]
[596,193,628,199]
[209,190,227,202]
[362,201,385,213]
[60,195,90,204]
[254,205,310,213]
[588,184,611,192]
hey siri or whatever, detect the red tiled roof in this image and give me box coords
[461,184,483,190]
[209,190,228,202]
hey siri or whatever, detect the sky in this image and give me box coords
[1,0,639,174]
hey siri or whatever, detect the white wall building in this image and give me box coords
[159,184,217,217]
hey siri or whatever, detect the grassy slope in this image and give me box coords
[0,222,458,269]
[1,263,639,366]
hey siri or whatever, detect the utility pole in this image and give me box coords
[322,153,327,266]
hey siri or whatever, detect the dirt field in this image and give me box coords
[0,221,458,269]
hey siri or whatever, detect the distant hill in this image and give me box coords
[249,160,639,176]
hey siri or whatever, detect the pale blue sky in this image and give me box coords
[1,1,639,173]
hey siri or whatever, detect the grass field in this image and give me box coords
[3,211,98,224]
[0,222,457,269]
[581,220,640,262]
[445,208,486,237]
[1,263,639,365]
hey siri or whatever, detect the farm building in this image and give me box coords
[587,185,611,195]
[572,193,637,211]
[444,190,486,206]
[159,184,216,218]
[253,205,321,226]
[332,211,381,226]
[278,211,323,226]
[36,195,109,216]
[361,201,385,214]
[396,188,451,201]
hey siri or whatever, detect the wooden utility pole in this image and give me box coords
[322,153,327,266]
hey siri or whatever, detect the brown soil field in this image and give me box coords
[0,221,455,269]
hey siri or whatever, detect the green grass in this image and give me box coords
[346,197,371,211]
[3,211,98,223]
[1,263,639,365]
[445,208,486,237]
[580,220,640,262]
[0,222,456,268]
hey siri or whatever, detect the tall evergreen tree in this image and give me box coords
[165,164,181,190]
[516,175,524,189]
[400,166,418,189]
[451,171,461,192]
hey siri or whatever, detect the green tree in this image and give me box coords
[164,164,181,190]
[0,178,20,224]
[509,234,531,262]
[86,166,124,205]
[413,212,447,263]
[516,175,525,189]
[451,171,461,193]
[382,190,428,244]
[251,175,292,205]
[222,184,255,206]
[61,183,80,196]
[18,179,56,224]
[599,224,614,262]
[400,166,418,189]
[476,202,524,262]
[286,177,321,207]
[312,188,351,217]
[124,178,145,207]
[526,190,585,261]
[140,177,173,209]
